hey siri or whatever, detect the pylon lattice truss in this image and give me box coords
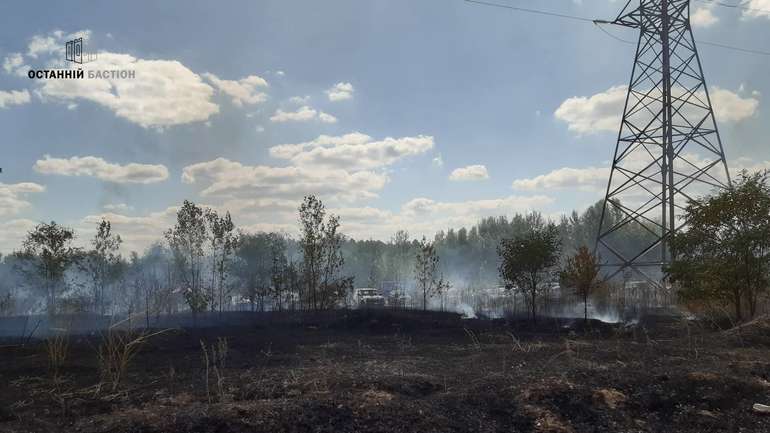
[596,0,731,287]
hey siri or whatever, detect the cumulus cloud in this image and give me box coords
[742,0,770,19]
[11,30,219,128]
[269,105,318,122]
[181,157,388,202]
[512,166,610,192]
[326,82,354,101]
[2,53,26,76]
[203,73,268,106]
[554,85,627,134]
[0,89,31,108]
[0,219,39,254]
[37,52,220,128]
[691,5,719,27]
[555,85,759,134]
[318,111,338,123]
[33,155,169,184]
[269,133,434,170]
[449,165,489,182]
[0,182,45,217]
[103,203,135,212]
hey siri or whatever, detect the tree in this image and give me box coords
[235,232,274,312]
[498,220,561,322]
[668,171,770,321]
[319,215,353,308]
[165,200,209,322]
[269,233,289,311]
[414,236,449,311]
[80,219,123,314]
[560,246,602,323]
[17,222,78,314]
[206,209,238,314]
[298,195,326,310]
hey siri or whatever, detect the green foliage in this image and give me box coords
[165,200,209,315]
[668,171,770,321]
[560,246,602,322]
[79,219,124,314]
[498,216,561,321]
[18,221,78,314]
[298,195,353,310]
[414,236,450,311]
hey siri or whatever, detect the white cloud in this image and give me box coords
[711,86,760,122]
[512,166,610,191]
[691,5,719,28]
[269,133,434,170]
[81,206,178,253]
[289,95,310,104]
[203,73,268,106]
[269,105,317,122]
[18,30,219,128]
[38,52,220,128]
[181,157,388,202]
[0,89,31,108]
[554,85,627,134]
[326,82,354,101]
[0,219,39,255]
[0,182,45,217]
[449,165,490,181]
[33,155,169,184]
[432,154,444,168]
[318,111,338,123]
[2,53,26,75]
[555,85,759,135]
[742,0,770,19]
[103,203,135,212]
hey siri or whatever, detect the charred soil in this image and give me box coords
[0,310,769,433]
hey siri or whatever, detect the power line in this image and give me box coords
[463,0,595,23]
[465,0,770,57]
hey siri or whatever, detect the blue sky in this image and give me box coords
[0,0,768,253]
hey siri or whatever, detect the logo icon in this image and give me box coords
[65,38,97,64]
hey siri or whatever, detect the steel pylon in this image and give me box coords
[595,0,731,288]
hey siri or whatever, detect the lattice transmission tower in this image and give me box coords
[595,0,731,288]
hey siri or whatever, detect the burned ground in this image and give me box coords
[0,310,769,433]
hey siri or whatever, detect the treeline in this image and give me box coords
[3,173,766,323]
[0,196,633,318]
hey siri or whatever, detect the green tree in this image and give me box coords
[80,219,123,314]
[298,195,325,310]
[560,246,602,323]
[165,200,210,322]
[18,222,78,314]
[668,171,770,321]
[206,209,238,313]
[414,236,449,311]
[498,219,561,322]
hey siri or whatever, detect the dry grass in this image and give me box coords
[45,329,70,378]
[98,327,169,392]
[200,337,229,403]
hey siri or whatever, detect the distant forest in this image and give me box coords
[0,197,655,317]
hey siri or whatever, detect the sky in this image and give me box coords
[0,0,768,254]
